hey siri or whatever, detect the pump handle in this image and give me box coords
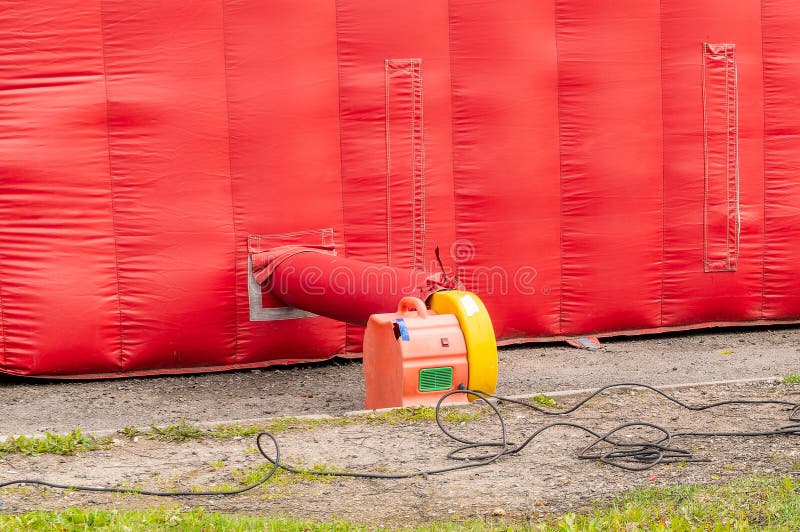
[397,297,429,319]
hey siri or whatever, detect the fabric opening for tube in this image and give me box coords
[703,43,740,272]
[252,249,459,326]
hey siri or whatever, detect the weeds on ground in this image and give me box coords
[231,462,341,488]
[0,430,110,457]
[10,406,486,459]
[119,426,141,438]
[208,423,262,439]
[210,416,355,438]
[783,373,800,384]
[183,461,343,495]
[263,416,345,434]
[205,407,485,434]
[147,419,204,442]
[531,394,559,409]
[358,405,484,425]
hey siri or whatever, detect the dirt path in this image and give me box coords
[0,382,798,526]
[1,326,798,436]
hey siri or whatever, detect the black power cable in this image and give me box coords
[0,383,798,495]
[441,384,800,471]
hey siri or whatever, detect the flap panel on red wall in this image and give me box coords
[557,0,664,334]
[661,0,764,326]
[224,0,346,364]
[102,0,237,371]
[449,0,561,339]
[335,0,457,350]
[763,0,800,318]
[0,1,121,375]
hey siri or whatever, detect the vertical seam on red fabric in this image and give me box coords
[334,0,350,353]
[659,0,666,327]
[554,2,565,336]
[760,0,768,319]
[99,0,126,371]
[702,45,709,271]
[0,257,6,368]
[446,0,460,282]
[219,0,240,359]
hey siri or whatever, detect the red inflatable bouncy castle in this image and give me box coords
[2,0,800,377]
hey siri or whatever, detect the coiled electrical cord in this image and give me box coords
[1,382,798,495]
[442,384,800,471]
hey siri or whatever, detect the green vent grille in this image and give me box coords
[418,367,454,393]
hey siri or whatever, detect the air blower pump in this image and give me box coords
[251,246,498,409]
[363,292,497,409]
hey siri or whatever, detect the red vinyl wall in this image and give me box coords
[1,0,799,377]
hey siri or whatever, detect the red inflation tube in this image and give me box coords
[250,246,458,325]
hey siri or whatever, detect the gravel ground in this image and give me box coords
[0,381,798,526]
[1,326,798,436]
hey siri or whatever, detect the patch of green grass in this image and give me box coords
[188,461,344,493]
[357,405,484,425]
[439,407,484,424]
[208,407,485,437]
[265,416,346,433]
[363,405,439,424]
[208,423,262,439]
[783,373,800,384]
[0,486,32,496]
[560,475,800,531]
[242,462,342,486]
[119,426,141,439]
[531,394,559,409]
[147,419,204,443]
[0,507,370,531]
[211,416,353,437]
[3,406,484,461]
[3,476,799,530]
[0,430,110,457]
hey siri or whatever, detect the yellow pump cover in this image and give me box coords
[428,290,498,395]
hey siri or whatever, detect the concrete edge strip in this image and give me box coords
[342,376,783,416]
[0,376,783,442]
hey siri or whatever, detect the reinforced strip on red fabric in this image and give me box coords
[384,58,426,271]
[702,43,740,272]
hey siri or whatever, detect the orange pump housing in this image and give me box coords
[363,297,468,410]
